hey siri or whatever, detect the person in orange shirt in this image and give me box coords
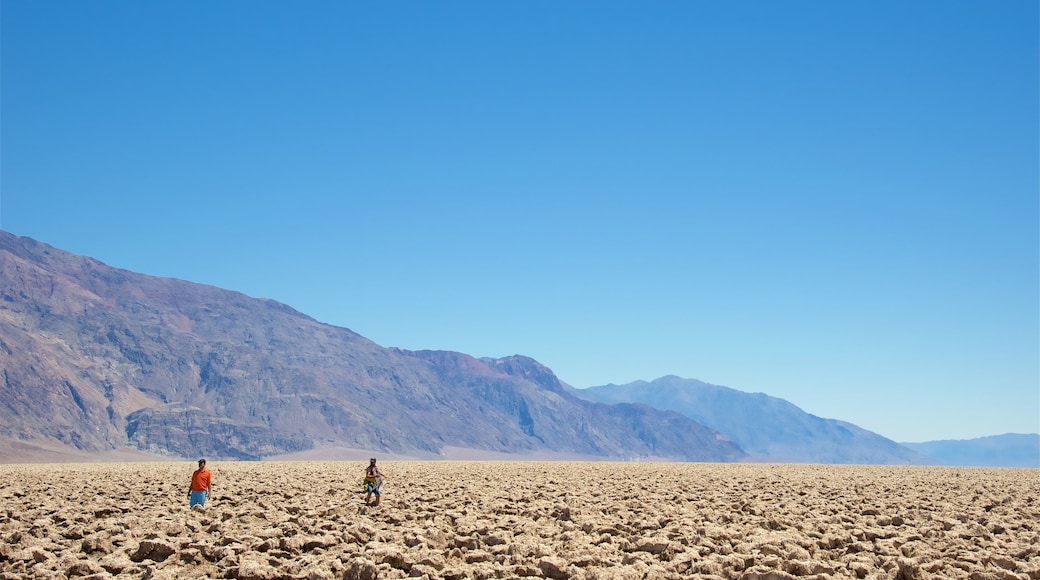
[188,458,212,508]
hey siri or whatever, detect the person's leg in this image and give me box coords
[189,490,206,508]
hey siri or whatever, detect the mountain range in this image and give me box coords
[572,376,933,465]
[0,231,741,463]
[0,231,1030,466]
[901,434,1039,468]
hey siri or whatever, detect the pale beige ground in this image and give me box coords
[1,462,1037,580]
[0,440,175,464]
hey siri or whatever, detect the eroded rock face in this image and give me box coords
[1,461,1038,579]
[125,407,313,461]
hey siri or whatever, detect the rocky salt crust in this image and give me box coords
[0,461,1037,579]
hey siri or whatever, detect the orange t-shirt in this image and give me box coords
[191,468,211,492]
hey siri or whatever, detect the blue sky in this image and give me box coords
[2,1,1037,442]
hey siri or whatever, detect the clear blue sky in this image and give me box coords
[2,1,1037,442]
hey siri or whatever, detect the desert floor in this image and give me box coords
[0,462,1037,580]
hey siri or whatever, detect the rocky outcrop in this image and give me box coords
[125,406,313,460]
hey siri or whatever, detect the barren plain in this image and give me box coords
[1,461,1037,579]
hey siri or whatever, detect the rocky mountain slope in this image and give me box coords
[574,376,934,465]
[0,231,745,462]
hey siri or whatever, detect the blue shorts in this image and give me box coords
[365,479,381,495]
[190,490,207,507]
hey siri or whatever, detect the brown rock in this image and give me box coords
[99,553,136,574]
[80,535,114,554]
[239,557,279,580]
[130,539,176,562]
[30,547,52,563]
[740,566,798,580]
[537,556,570,580]
[633,537,673,555]
[344,558,379,580]
[65,559,103,576]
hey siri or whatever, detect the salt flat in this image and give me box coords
[1,461,1037,579]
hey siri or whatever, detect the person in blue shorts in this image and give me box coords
[188,459,212,508]
[363,458,383,506]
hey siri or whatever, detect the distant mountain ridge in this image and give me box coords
[902,434,1039,468]
[574,376,934,465]
[3,231,1016,466]
[0,231,744,462]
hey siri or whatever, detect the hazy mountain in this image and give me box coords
[574,376,934,465]
[902,434,1039,468]
[0,231,745,462]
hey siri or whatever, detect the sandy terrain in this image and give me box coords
[0,440,176,465]
[0,461,1037,580]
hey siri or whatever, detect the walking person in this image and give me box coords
[188,458,212,509]
[363,458,384,506]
